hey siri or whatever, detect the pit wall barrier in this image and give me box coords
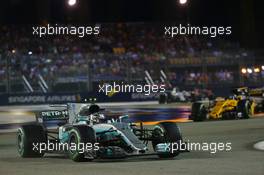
[0,87,237,105]
[0,92,158,105]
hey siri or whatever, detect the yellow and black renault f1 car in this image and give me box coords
[189,87,257,122]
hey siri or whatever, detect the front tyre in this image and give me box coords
[152,122,183,158]
[237,100,252,119]
[68,125,96,162]
[190,102,207,122]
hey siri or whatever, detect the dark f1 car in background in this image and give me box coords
[159,87,191,104]
[159,87,214,104]
[17,103,184,162]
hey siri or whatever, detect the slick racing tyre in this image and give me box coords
[159,93,167,104]
[221,111,236,120]
[152,122,182,158]
[191,102,207,122]
[237,100,252,119]
[68,125,96,162]
[17,124,47,158]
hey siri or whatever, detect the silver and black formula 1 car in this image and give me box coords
[17,103,184,162]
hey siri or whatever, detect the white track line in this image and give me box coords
[97,101,158,106]
[253,141,264,151]
[0,129,17,133]
[0,101,158,112]
[0,126,58,133]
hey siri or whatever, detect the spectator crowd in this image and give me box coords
[0,24,258,91]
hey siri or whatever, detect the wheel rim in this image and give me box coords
[247,104,252,117]
[69,134,78,154]
[152,127,165,150]
[199,106,207,120]
[17,132,23,153]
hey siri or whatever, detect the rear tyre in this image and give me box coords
[17,124,46,158]
[190,102,207,122]
[152,122,182,158]
[159,93,167,104]
[68,125,96,162]
[237,100,252,119]
[221,111,236,120]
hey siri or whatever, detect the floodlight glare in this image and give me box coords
[254,68,260,73]
[68,0,77,6]
[247,68,253,74]
[179,0,188,5]
[241,68,247,74]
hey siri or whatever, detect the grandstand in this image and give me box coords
[0,24,263,95]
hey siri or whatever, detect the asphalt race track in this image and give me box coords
[0,103,263,175]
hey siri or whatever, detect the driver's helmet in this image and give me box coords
[78,104,104,124]
[79,105,90,116]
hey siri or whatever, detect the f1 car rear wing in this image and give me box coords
[233,87,264,97]
[35,103,103,127]
[249,88,264,97]
[35,110,69,127]
[35,103,90,125]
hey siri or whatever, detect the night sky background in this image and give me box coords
[0,0,263,48]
